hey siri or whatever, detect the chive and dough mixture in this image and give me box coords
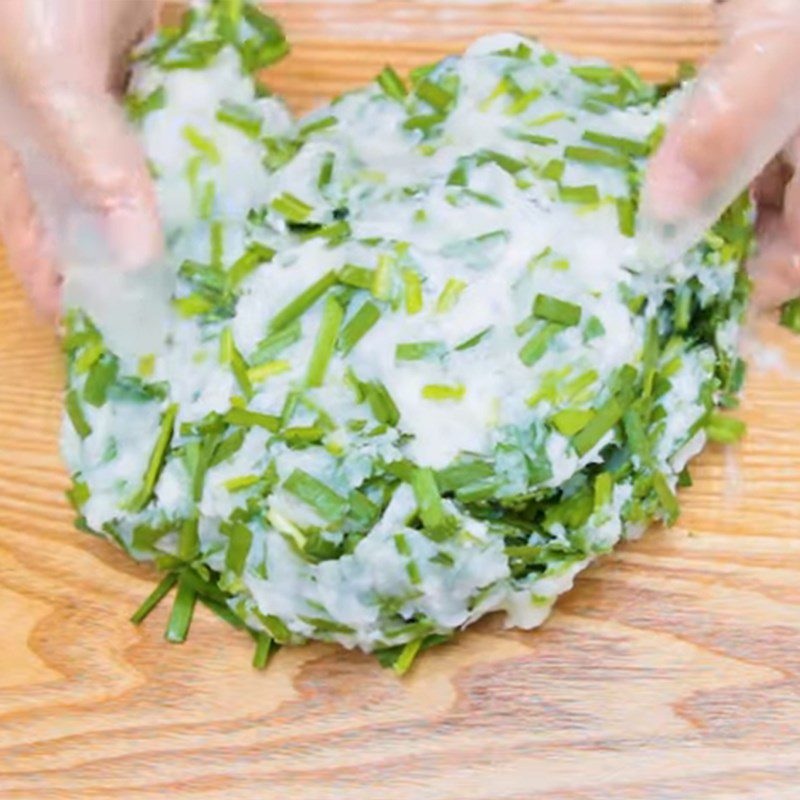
[62,2,751,670]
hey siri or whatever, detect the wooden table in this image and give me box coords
[2,4,800,798]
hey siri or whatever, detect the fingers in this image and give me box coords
[28,86,163,271]
[0,142,61,320]
[640,0,800,262]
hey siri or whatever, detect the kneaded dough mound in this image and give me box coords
[62,1,750,668]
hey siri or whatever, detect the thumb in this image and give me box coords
[640,0,800,262]
[25,85,162,271]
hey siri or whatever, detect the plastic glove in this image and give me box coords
[0,0,161,320]
[641,0,800,309]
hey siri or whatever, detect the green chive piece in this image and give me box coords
[307,295,344,387]
[223,407,281,432]
[396,341,446,361]
[224,474,261,492]
[338,302,381,355]
[653,472,680,525]
[416,80,454,112]
[299,115,337,138]
[126,86,167,123]
[364,381,400,426]
[705,413,747,444]
[519,322,563,366]
[318,152,335,189]
[410,467,451,539]
[66,389,92,439]
[594,472,614,510]
[252,632,275,669]
[479,149,527,175]
[617,197,636,237]
[268,271,337,332]
[393,638,423,676]
[455,327,493,352]
[582,130,650,157]
[227,242,275,289]
[130,572,178,624]
[247,359,290,384]
[570,65,619,84]
[533,293,582,326]
[558,184,600,205]
[220,328,253,400]
[371,254,395,301]
[506,88,543,116]
[183,125,220,163]
[271,192,313,223]
[164,572,197,643]
[179,515,199,562]
[377,65,407,102]
[402,269,424,314]
[284,469,348,522]
[338,263,375,290]
[551,408,593,436]
[780,298,800,333]
[422,384,465,401]
[403,113,446,131]
[216,100,262,138]
[125,404,178,512]
[436,278,467,313]
[507,130,558,147]
[584,316,606,341]
[223,522,252,575]
[541,158,565,182]
[572,397,624,456]
[251,320,302,365]
[564,145,629,169]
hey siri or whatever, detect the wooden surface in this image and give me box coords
[3,4,800,798]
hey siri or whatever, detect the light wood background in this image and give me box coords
[2,3,800,799]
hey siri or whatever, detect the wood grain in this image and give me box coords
[2,4,800,798]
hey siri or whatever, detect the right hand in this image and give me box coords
[641,0,800,309]
[0,0,162,320]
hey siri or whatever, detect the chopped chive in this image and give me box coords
[227,242,275,289]
[410,467,451,539]
[396,341,446,361]
[251,320,302,364]
[551,408,593,436]
[173,293,213,317]
[252,632,275,669]
[677,468,693,488]
[583,316,606,342]
[653,472,680,525]
[223,407,281,432]
[307,295,344,387]
[377,65,407,102]
[529,111,567,127]
[371,254,395,301]
[533,293,582,326]
[317,152,335,189]
[558,184,600,205]
[455,478,501,503]
[223,522,252,575]
[338,301,381,355]
[402,268,423,314]
[436,459,494,493]
[394,532,411,556]
[164,572,197,643]
[268,271,337,332]
[582,130,650,158]
[183,125,220,163]
[130,572,178,624]
[705,413,747,444]
[403,113,446,131]
[416,80,454,112]
[617,197,636,237]
[674,286,693,332]
[299,115,337,138]
[66,389,92,439]
[594,472,614,510]
[564,145,630,170]
[455,326,492,351]
[422,384,465,401]
[780,298,800,333]
[436,278,467,313]
[247,359,290,384]
[271,192,313,223]
[216,100,262,138]
[179,515,199,562]
[479,149,527,175]
[125,404,178,512]
[506,88,542,116]
[519,322,563,366]
[570,65,619,84]
[339,264,375,290]
[84,356,119,407]
[572,397,624,456]
[284,469,348,522]
[541,158,565,181]
[393,638,423,676]
[125,86,167,123]
[282,425,325,446]
[220,328,253,400]
[507,130,558,147]
[363,380,400,426]
[224,474,261,492]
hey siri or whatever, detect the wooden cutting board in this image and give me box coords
[2,4,800,798]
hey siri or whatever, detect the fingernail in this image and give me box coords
[105,202,162,271]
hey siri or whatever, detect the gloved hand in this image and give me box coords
[0,0,161,320]
[641,0,800,309]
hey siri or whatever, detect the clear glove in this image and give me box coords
[0,0,161,320]
[641,0,800,309]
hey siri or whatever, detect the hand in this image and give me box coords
[0,0,162,320]
[641,0,800,309]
